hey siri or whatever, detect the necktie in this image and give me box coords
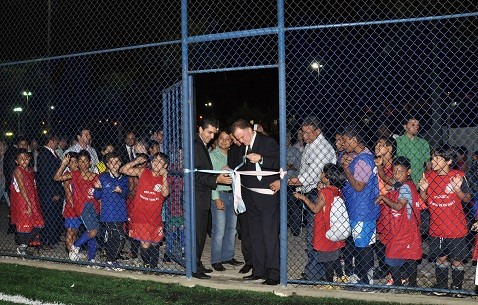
[247,145,262,181]
[128,147,133,161]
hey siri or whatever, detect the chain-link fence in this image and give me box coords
[1,0,477,297]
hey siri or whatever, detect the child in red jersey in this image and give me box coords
[418,145,472,294]
[374,137,395,280]
[294,163,347,282]
[376,156,423,287]
[61,152,80,253]
[10,149,44,256]
[55,150,99,263]
[121,153,170,270]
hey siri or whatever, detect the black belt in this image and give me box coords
[220,190,233,193]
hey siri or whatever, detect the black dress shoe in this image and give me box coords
[223,258,243,266]
[198,262,213,274]
[262,278,280,285]
[212,262,226,271]
[243,275,261,280]
[192,272,211,279]
[239,264,253,274]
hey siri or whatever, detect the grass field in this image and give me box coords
[0,262,456,305]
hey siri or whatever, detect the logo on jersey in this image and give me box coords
[153,184,162,192]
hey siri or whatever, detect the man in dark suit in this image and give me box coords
[37,135,64,248]
[231,119,280,285]
[227,132,253,275]
[193,118,232,279]
[119,131,137,163]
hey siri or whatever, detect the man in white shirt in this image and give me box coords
[288,117,336,280]
[64,128,99,172]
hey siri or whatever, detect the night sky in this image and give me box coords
[194,69,279,130]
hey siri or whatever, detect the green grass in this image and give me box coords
[0,263,415,305]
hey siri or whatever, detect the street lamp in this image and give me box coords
[310,61,324,76]
[13,107,23,134]
[47,105,55,132]
[22,91,32,111]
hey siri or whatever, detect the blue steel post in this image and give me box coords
[181,0,196,278]
[162,91,169,155]
[277,0,288,287]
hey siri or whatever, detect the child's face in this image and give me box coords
[149,144,160,156]
[375,143,388,158]
[151,156,167,174]
[319,172,329,186]
[107,157,122,172]
[334,134,344,151]
[431,154,450,173]
[392,164,410,183]
[16,153,30,168]
[68,158,78,171]
[78,156,91,171]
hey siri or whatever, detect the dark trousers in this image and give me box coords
[41,201,63,246]
[195,208,210,266]
[287,187,303,236]
[100,222,126,262]
[242,189,280,281]
[237,211,252,265]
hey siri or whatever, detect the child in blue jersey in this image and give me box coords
[94,152,129,269]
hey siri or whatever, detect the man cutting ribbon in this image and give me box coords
[231,119,280,286]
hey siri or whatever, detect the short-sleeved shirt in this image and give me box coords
[396,135,430,185]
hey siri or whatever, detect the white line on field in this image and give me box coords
[0,293,68,305]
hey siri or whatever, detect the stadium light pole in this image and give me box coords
[13,107,23,134]
[22,91,32,111]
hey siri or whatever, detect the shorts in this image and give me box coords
[80,203,99,231]
[64,217,82,229]
[129,222,164,243]
[351,220,376,248]
[428,236,468,262]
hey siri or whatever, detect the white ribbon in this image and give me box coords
[184,158,286,214]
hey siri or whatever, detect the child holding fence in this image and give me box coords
[293,163,347,282]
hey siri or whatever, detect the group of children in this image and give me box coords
[293,140,477,294]
[10,147,170,271]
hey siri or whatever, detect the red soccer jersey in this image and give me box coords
[10,166,44,233]
[312,186,346,252]
[129,169,166,227]
[71,171,100,216]
[425,169,468,238]
[385,180,423,260]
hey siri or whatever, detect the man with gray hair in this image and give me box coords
[288,116,336,280]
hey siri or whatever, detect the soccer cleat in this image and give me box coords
[87,259,101,269]
[69,245,80,261]
[16,244,28,256]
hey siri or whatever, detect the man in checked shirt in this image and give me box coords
[288,116,336,280]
